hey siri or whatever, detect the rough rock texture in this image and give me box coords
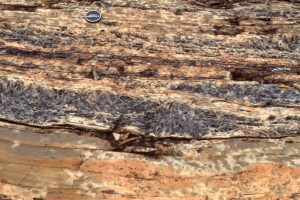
[0,0,299,199]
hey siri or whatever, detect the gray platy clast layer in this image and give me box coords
[0,78,299,138]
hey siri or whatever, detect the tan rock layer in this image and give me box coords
[0,124,299,199]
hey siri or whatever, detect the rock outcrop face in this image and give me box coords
[0,0,299,199]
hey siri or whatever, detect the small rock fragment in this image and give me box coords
[113,132,121,141]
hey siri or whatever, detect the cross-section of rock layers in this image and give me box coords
[0,0,299,199]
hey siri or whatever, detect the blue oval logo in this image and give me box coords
[85,11,102,23]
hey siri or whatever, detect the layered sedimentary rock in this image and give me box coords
[0,0,299,199]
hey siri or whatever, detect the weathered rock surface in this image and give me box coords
[0,0,299,199]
